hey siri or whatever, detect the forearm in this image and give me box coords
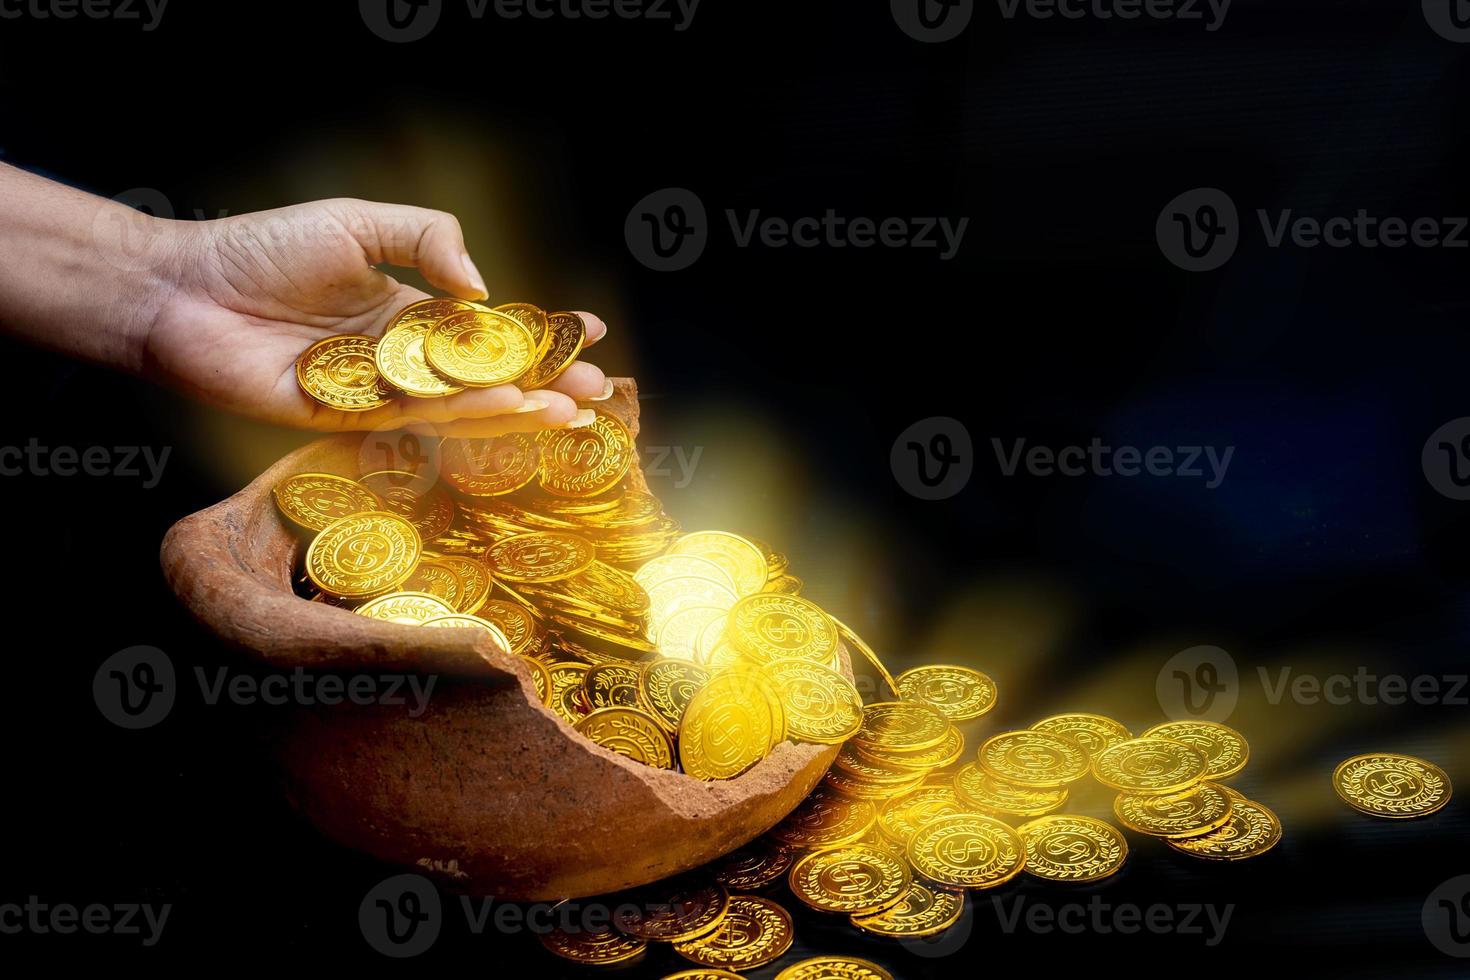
[0,162,179,373]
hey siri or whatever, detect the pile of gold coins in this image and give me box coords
[294,299,585,409]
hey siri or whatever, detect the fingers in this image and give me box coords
[332,199,488,302]
[575,311,608,347]
[433,391,587,437]
[543,359,608,401]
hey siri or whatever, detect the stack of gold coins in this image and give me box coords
[295,299,587,409]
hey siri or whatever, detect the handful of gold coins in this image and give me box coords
[294,299,586,409]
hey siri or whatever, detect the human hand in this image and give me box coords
[142,198,610,436]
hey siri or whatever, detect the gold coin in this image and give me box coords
[775,959,896,980]
[295,335,392,411]
[679,667,786,780]
[546,662,590,725]
[788,844,911,915]
[537,413,635,498]
[611,874,730,942]
[639,658,710,734]
[430,555,492,614]
[907,814,1026,890]
[851,881,964,940]
[854,701,950,753]
[762,658,863,744]
[636,553,739,595]
[953,763,1068,817]
[1031,713,1133,757]
[895,665,997,721]
[769,788,877,848]
[672,895,793,971]
[306,512,421,598]
[516,310,585,389]
[539,922,646,966]
[399,558,464,608]
[492,301,550,358]
[830,617,900,699]
[1017,815,1128,882]
[534,560,650,618]
[272,473,381,531]
[977,730,1090,788]
[647,576,739,635]
[553,616,661,660]
[423,308,536,387]
[1332,753,1452,819]
[519,654,551,703]
[876,784,966,844]
[487,531,595,583]
[670,531,770,596]
[764,574,804,595]
[1091,737,1209,795]
[835,744,922,785]
[709,838,795,891]
[584,662,642,708]
[355,591,456,624]
[726,593,838,667]
[661,972,745,980]
[359,470,455,539]
[375,300,469,396]
[575,706,674,768]
[856,725,965,772]
[421,612,512,646]
[824,768,924,801]
[1113,781,1235,838]
[574,490,663,528]
[439,434,541,497]
[696,613,730,664]
[655,605,726,662]
[1144,720,1250,780]
[476,599,539,654]
[1166,790,1282,860]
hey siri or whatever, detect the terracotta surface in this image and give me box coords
[159,379,844,899]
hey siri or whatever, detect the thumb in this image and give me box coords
[332,199,488,301]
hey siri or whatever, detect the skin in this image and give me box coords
[0,162,611,436]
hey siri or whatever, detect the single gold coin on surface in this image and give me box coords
[537,413,635,498]
[670,531,770,596]
[775,958,896,980]
[977,730,1090,788]
[671,895,794,971]
[953,763,1068,817]
[611,874,730,942]
[487,531,595,583]
[423,308,537,387]
[272,473,381,531]
[763,658,863,744]
[853,701,950,753]
[538,922,646,966]
[375,299,472,396]
[1166,790,1282,861]
[1144,720,1250,780]
[769,788,877,848]
[1017,815,1128,882]
[516,310,586,389]
[306,511,421,598]
[709,838,795,891]
[574,706,675,769]
[851,881,965,939]
[679,666,786,780]
[1113,781,1235,838]
[1031,713,1133,757]
[906,814,1026,890]
[896,664,997,721]
[1091,737,1209,795]
[296,335,393,411]
[726,593,839,666]
[355,591,456,624]
[1332,753,1452,819]
[788,843,912,915]
[439,434,541,497]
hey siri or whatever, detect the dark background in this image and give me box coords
[2,0,1469,975]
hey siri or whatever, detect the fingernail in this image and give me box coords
[587,379,615,402]
[461,253,488,298]
[513,398,550,414]
[563,409,597,428]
